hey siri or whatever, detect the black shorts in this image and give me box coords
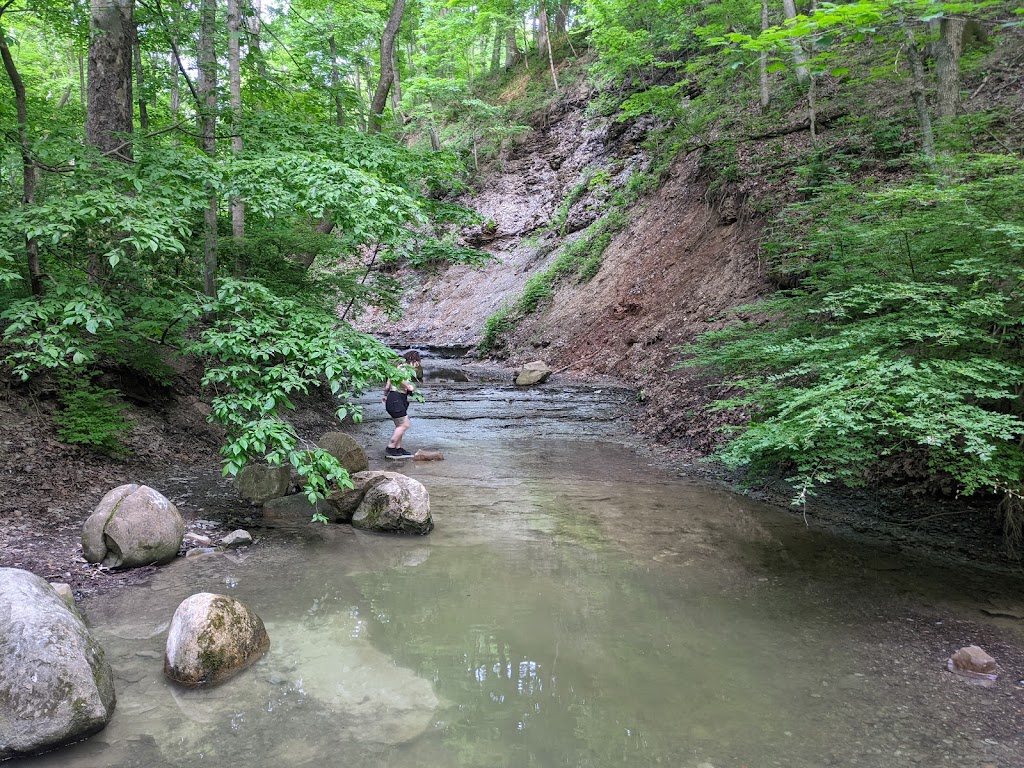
[385,391,409,419]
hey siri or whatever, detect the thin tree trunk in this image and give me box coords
[759,0,770,109]
[540,6,558,91]
[329,35,344,127]
[228,0,244,246]
[554,1,569,35]
[0,30,42,295]
[132,31,148,129]
[781,0,808,83]
[198,0,218,298]
[169,50,179,119]
[58,84,73,107]
[390,47,404,119]
[807,75,817,144]
[902,22,935,160]
[369,0,406,133]
[247,0,267,77]
[491,22,502,72]
[934,16,965,118]
[86,0,135,160]
[78,49,86,107]
[429,123,441,151]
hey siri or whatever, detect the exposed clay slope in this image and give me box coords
[508,152,766,453]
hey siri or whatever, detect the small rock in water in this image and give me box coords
[948,645,998,684]
[221,529,253,549]
[184,532,212,547]
[185,547,218,558]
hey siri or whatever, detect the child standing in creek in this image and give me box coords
[382,350,422,460]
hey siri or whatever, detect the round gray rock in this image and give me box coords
[164,593,270,687]
[0,568,116,760]
[318,432,369,474]
[351,471,433,535]
[81,484,185,569]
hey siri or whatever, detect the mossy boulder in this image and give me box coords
[0,568,116,760]
[236,464,291,504]
[164,593,270,687]
[81,484,184,569]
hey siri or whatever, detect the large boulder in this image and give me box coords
[236,464,291,504]
[81,484,184,569]
[318,432,369,474]
[515,360,553,386]
[350,471,433,535]
[164,593,270,687]
[0,568,116,760]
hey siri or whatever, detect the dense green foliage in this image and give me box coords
[684,157,1024,505]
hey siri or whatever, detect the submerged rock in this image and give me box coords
[81,484,184,569]
[236,464,291,504]
[0,568,116,760]
[350,471,433,535]
[164,593,270,687]
[262,493,338,527]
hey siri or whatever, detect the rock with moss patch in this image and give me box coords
[81,484,184,569]
[318,432,369,474]
[164,593,270,687]
[350,471,433,535]
[0,568,116,760]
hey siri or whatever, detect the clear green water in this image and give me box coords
[16,381,1024,768]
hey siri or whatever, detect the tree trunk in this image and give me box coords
[227,0,244,245]
[491,22,502,72]
[390,47,404,119]
[369,0,406,133]
[934,16,965,118]
[505,27,520,69]
[132,31,148,129]
[781,0,808,83]
[198,0,218,298]
[536,3,549,57]
[247,0,267,77]
[78,48,86,107]
[554,0,569,35]
[759,0,770,109]
[902,22,935,161]
[169,50,179,119]
[86,0,135,160]
[329,35,344,127]
[540,5,558,91]
[0,30,42,295]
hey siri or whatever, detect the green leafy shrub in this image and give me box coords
[479,307,516,355]
[54,377,135,456]
[682,155,1024,507]
[189,279,411,503]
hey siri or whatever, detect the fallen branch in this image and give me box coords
[746,110,848,140]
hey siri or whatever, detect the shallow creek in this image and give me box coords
[20,356,1024,768]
